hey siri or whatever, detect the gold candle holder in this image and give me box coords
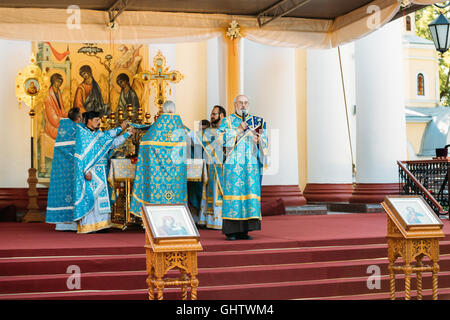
[126,104,133,121]
[118,109,124,123]
[109,113,117,127]
[145,112,152,125]
[137,107,143,124]
[100,115,108,130]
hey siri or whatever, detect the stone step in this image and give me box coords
[285,205,327,215]
[3,270,450,300]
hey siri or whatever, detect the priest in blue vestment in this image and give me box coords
[45,107,82,231]
[129,100,188,218]
[73,111,134,233]
[217,95,268,240]
[196,105,227,230]
[187,119,211,226]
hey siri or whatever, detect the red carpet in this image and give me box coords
[1,213,450,300]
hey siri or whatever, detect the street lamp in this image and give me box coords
[428,13,450,54]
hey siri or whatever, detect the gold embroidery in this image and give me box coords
[165,191,174,201]
[140,141,186,147]
[77,219,112,233]
[222,216,262,221]
[223,194,261,201]
[164,131,173,140]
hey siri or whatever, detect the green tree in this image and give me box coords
[415,2,450,105]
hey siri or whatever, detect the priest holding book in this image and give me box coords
[217,95,268,241]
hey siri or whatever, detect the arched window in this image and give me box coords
[406,16,411,31]
[417,73,425,96]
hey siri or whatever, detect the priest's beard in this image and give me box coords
[236,108,248,116]
[211,118,220,127]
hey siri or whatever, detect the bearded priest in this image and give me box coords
[217,95,268,241]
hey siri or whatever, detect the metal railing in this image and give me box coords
[398,159,449,216]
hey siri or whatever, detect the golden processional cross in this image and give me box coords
[135,50,184,114]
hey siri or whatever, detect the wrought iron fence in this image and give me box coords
[398,160,449,216]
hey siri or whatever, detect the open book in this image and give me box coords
[245,115,264,135]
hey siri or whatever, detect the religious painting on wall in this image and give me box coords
[32,41,149,183]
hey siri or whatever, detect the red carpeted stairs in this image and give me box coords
[1,214,450,300]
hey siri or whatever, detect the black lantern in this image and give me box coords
[428,13,450,54]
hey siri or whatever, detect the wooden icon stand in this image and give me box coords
[141,204,202,300]
[382,196,444,300]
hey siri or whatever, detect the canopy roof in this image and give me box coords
[0,0,440,48]
[0,0,423,19]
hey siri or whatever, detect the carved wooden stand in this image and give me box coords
[145,236,201,300]
[387,219,440,300]
[141,205,202,300]
[22,168,44,223]
[383,196,444,300]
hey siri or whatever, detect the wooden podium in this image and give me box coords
[382,196,444,300]
[141,204,202,300]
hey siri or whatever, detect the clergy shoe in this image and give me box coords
[226,234,238,241]
[239,233,253,240]
[95,229,110,233]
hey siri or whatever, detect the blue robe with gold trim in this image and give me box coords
[130,113,188,217]
[194,127,225,229]
[73,124,130,233]
[187,130,206,211]
[45,118,77,229]
[217,113,268,222]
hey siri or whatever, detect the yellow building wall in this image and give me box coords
[295,48,307,190]
[174,41,207,130]
[406,122,428,156]
[403,47,437,158]
[403,47,439,108]
[402,15,439,159]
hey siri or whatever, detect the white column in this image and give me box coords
[0,40,32,187]
[0,40,31,188]
[306,44,355,183]
[303,43,355,202]
[352,19,406,202]
[242,38,298,187]
[206,36,226,115]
